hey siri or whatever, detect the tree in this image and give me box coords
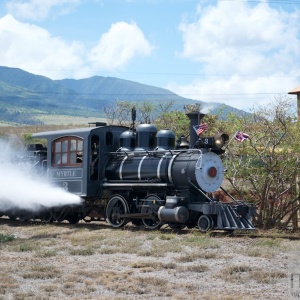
[154,110,190,138]
[103,101,134,126]
[103,100,175,126]
[225,96,300,229]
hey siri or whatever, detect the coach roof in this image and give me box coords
[31,124,129,139]
[32,127,96,139]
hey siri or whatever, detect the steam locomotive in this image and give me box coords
[2,111,255,232]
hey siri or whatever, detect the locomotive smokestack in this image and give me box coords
[186,111,205,147]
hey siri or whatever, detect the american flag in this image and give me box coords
[234,131,250,142]
[193,123,208,136]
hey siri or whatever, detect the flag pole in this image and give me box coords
[223,131,238,151]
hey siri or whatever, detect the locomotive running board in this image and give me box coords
[102,183,170,187]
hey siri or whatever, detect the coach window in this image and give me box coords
[52,137,83,167]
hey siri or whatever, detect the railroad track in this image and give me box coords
[209,229,300,240]
[1,216,300,240]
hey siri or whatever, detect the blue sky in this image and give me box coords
[0,0,299,112]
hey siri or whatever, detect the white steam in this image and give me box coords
[0,138,82,212]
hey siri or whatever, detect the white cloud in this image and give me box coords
[172,1,300,111]
[166,75,295,112]
[0,15,154,79]
[6,0,81,21]
[0,14,88,79]
[88,21,154,70]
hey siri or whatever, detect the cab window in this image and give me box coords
[52,136,83,167]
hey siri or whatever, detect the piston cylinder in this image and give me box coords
[158,206,189,223]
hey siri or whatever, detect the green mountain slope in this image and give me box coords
[0,66,72,93]
[58,76,185,101]
[0,66,247,125]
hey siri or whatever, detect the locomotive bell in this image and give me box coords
[176,136,189,149]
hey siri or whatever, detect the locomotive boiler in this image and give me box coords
[1,111,255,232]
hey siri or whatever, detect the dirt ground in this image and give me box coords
[0,220,299,300]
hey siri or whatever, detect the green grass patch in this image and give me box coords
[0,233,15,242]
[11,241,40,252]
[182,233,220,249]
[69,247,95,256]
[254,238,283,248]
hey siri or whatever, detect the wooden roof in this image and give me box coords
[288,84,300,95]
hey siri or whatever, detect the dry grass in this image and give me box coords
[249,269,286,284]
[0,222,298,299]
[241,237,289,259]
[0,123,90,141]
[35,115,105,126]
[22,265,61,279]
[218,264,287,286]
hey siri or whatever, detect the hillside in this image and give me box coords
[0,66,246,125]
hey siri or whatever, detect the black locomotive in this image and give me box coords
[2,111,255,232]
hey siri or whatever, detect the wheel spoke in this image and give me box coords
[141,195,163,230]
[106,195,128,228]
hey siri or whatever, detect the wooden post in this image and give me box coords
[288,86,300,227]
[297,93,300,121]
[294,160,300,229]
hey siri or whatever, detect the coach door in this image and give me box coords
[90,135,100,181]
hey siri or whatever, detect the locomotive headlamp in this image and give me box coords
[213,133,229,149]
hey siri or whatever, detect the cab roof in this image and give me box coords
[31,125,128,139]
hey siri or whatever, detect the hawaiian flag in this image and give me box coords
[193,123,208,136]
[234,131,250,142]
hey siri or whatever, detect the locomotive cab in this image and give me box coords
[31,125,128,197]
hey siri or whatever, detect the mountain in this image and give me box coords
[56,76,198,111]
[0,66,246,125]
[58,76,183,100]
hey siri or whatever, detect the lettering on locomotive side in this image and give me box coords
[56,170,76,177]
[50,169,83,179]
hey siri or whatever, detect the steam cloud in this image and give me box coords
[0,138,82,213]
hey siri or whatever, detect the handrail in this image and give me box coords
[188,180,213,202]
[109,148,203,157]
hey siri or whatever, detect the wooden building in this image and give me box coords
[288,84,300,119]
